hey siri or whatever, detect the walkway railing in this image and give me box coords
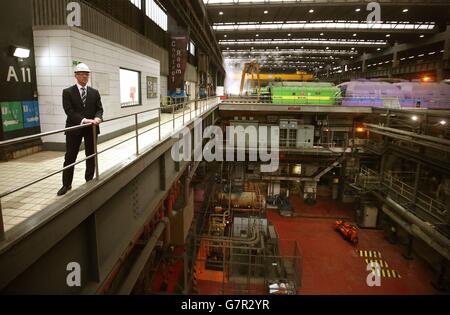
[0,97,220,240]
[355,167,447,224]
[221,95,450,109]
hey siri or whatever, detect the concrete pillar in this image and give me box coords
[402,235,414,260]
[436,65,444,82]
[393,50,400,68]
[431,258,448,292]
[444,32,450,61]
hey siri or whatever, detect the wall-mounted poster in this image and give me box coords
[120,68,141,107]
[147,76,158,98]
[22,101,40,128]
[1,102,24,132]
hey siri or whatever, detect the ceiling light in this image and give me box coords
[13,47,30,59]
[440,120,447,126]
[411,115,418,121]
[224,35,227,38]
[420,35,425,38]
[320,33,324,36]
[264,10,268,14]
[219,11,223,15]
[377,48,381,51]
[309,9,314,13]
[386,34,391,38]
[288,33,291,37]
[355,8,361,12]
[353,33,357,37]
[256,34,259,37]
[402,9,409,13]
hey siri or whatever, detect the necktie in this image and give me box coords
[81,87,87,108]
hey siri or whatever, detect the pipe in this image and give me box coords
[382,206,450,261]
[384,196,450,249]
[372,191,450,249]
[201,224,260,244]
[117,217,170,295]
[365,124,450,147]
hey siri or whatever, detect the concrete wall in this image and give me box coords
[34,27,160,144]
[185,63,197,83]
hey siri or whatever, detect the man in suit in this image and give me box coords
[57,63,104,196]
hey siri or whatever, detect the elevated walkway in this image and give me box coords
[0,98,220,293]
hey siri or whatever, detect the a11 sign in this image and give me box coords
[6,66,32,83]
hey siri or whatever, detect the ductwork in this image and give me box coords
[117,217,170,295]
[384,196,450,249]
[381,206,450,261]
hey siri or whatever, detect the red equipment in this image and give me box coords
[335,220,359,245]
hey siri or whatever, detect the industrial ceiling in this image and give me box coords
[203,0,450,73]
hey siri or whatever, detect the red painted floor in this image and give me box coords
[289,195,354,219]
[267,199,440,295]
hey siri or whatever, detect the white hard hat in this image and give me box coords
[74,63,91,73]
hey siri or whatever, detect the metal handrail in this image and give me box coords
[222,95,450,107]
[0,97,220,239]
[356,167,446,223]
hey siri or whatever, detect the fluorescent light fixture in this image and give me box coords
[214,21,435,32]
[403,9,409,13]
[13,47,30,59]
[355,8,361,12]
[309,9,314,13]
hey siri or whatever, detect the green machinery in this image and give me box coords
[270,82,341,106]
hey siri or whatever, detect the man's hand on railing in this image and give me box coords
[82,118,102,126]
[82,119,96,125]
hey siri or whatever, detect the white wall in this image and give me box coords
[34,27,160,143]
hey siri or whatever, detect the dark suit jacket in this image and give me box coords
[62,85,104,135]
